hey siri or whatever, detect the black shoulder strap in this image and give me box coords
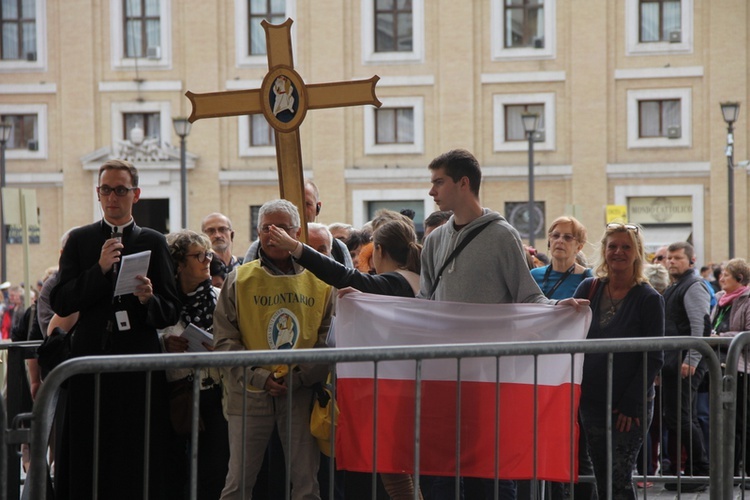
[429,220,493,298]
[587,278,600,301]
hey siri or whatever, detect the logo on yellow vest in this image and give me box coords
[267,308,299,350]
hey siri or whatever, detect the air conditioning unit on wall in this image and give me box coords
[667,126,682,139]
[146,46,161,59]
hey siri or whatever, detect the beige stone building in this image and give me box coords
[0,0,748,286]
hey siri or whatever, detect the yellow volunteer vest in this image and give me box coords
[235,261,331,365]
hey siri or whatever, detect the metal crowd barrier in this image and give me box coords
[1,341,41,500]
[18,336,730,500]
[1,351,7,500]
[721,330,750,500]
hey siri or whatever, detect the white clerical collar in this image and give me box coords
[103,218,134,234]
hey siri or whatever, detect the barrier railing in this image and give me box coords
[1,356,7,500]
[721,330,750,500]
[1,341,41,500]
[18,336,727,500]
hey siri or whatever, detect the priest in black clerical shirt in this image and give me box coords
[50,159,180,500]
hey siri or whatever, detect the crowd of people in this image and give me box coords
[1,150,748,500]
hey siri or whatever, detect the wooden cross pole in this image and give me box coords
[186,18,381,242]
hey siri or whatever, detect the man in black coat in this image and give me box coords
[51,159,180,499]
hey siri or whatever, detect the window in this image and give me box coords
[250,114,275,147]
[352,189,433,230]
[504,0,544,49]
[639,0,680,42]
[362,0,423,63]
[236,0,295,67]
[627,88,691,148]
[123,0,161,58]
[626,0,692,55]
[493,93,555,152]
[239,114,276,157]
[110,101,171,147]
[375,107,414,145]
[0,114,37,150]
[0,104,47,158]
[110,0,171,69]
[638,99,679,138]
[368,199,425,237]
[491,0,555,60]
[364,97,423,155]
[248,0,286,55]
[374,0,412,53]
[1,0,36,60]
[0,0,45,70]
[123,112,161,141]
[504,104,545,141]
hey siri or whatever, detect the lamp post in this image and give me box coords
[521,112,540,249]
[172,117,191,229]
[720,102,740,259]
[0,121,13,283]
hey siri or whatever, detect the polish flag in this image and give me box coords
[334,293,591,481]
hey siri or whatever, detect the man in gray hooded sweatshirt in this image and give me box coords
[418,148,588,500]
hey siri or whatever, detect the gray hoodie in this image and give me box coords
[419,209,552,305]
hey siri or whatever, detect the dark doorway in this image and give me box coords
[133,198,170,234]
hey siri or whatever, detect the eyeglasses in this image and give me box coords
[186,251,213,263]
[549,232,577,243]
[606,223,639,234]
[259,224,298,234]
[653,255,665,262]
[204,226,232,235]
[97,185,137,197]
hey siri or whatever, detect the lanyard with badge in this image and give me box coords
[541,264,576,299]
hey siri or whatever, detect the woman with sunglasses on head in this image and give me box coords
[269,217,423,500]
[162,230,229,500]
[528,216,595,500]
[710,258,750,476]
[573,223,665,500]
[530,216,592,300]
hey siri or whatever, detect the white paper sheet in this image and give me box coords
[113,250,151,297]
[180,323,214,352]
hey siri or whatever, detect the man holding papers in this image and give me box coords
[50,159,180,500]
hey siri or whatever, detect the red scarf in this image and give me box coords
[719,285,749,308]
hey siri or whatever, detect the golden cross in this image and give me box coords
[186,18,381,241]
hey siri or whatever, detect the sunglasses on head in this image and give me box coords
[606,222,639,234]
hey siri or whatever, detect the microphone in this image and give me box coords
[111,229,123,276]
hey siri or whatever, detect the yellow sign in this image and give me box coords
[606,205,628,223]
[628,196,692,224]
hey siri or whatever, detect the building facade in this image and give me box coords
[0,0,748,285]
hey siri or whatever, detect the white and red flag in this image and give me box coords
[334,293,591,482]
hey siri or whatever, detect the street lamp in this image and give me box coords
[172,117,191,229]
[0,121,13,283]
[521,112,540,249]
[720,102,740,259]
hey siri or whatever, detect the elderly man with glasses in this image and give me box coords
[50,159,181,499]
[201,212,244,278]
[214,199,333,500]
